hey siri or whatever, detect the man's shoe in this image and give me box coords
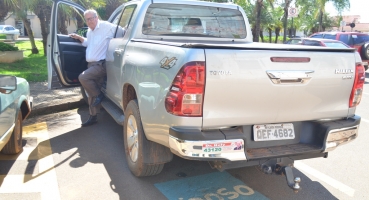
[81,115,97,127]
[91,93,105,107]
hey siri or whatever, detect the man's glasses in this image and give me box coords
[85,16,96,22]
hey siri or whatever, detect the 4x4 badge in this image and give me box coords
[160,56,177,70]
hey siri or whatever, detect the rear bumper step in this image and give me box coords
[246,144,321,160]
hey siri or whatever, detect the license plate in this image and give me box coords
[253,123,295,141]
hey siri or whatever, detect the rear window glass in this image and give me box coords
[142,4,247,39]
[324,42,347,48]
[303,40,321,46]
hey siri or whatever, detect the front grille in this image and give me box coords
[246,143,322,160]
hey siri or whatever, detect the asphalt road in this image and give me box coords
[1,75,369,200]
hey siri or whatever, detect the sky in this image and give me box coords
[326,0,369,23]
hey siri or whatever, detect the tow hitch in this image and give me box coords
[260,160,301,193]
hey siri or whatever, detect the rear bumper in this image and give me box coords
[168,116,360,162]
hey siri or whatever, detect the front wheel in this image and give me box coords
[123,100,164,177]
[2,110,23,154]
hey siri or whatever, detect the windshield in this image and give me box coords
[0,26,3,30]
[324,42,348,48]
[142,3,247,39]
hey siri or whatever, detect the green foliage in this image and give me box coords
[0,40,47,82]
[0,34,6,39]
[261,36,287,44]
[0,42,19,51]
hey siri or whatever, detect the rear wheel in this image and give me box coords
[360,43,369,60]
[123,100,164,177]
[2,111,23,154]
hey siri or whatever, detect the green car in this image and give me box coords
[0,75,32,154]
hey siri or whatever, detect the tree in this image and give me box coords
[0,0,10,22]
[30,0,52,55]
[4,0,38,54]
[282,0,291,42]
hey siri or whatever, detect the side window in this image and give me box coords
[324,34,336,40]
[310,34,322,38]
[56,3,85,35]
[339,34,349,45]
[118,5,137,30]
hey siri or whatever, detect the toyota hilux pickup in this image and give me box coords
[47,0,364,192]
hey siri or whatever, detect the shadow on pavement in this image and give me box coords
[19,106,338,200]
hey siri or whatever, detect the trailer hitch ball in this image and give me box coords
[293,177,301,193]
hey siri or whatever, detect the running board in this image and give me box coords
[101,99,125,126]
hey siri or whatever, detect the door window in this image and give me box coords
[118,5,137,30]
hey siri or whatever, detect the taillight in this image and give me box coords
[349,63,365,107]
[165,61,205,116]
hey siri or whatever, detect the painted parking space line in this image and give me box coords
[0,122,61,200]
[155,171,269,200]
[361,118,369,123]
[294,161,355,197]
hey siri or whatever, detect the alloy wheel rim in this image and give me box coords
[126,115,138,162]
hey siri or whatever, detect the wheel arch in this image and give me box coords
[18,95,31,120]
[122,83,137,112]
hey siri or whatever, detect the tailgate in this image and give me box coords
[203,49,356,128]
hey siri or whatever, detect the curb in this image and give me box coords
[29,99,86,118]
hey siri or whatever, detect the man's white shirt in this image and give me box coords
[82,20,118,62]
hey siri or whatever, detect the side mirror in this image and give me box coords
[0,75,17,94]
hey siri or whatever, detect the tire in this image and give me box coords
[2,110,23,154]
[361,43,369,60]
[123,100,164,177]
[80,86,89,104]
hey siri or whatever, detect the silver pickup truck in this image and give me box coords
[48,0,364,191]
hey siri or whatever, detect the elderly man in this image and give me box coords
[69,9,123,127]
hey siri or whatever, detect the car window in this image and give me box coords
[0,26,3,30]
[324,42,347,48]
[352,34,369,45]
[310,34,322,38]
[323,34,336,40]
[303,40,321,46]
[339,34,350,45]
[8,27,14,30]
[142,3,247,39]
[118,5,136,30]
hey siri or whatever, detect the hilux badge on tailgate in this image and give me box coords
[335,69,353,74]
[160,56,177,70]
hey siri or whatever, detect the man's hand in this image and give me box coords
[69,33,82,42]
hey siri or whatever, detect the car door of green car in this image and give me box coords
[47,0,86,89]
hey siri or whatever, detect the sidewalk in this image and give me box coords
[29,82,86,118]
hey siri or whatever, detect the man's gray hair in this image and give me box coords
[84,9,98,17]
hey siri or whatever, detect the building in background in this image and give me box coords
[331,15,369,33]
[0,12,77,38]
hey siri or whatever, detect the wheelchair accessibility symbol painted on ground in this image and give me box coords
[155,172,269,200]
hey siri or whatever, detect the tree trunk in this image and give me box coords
[22,16,39,54]
[268,28,272,43]
[58,10,68,35]
[275,28,280,43]
[260,30,264,42]
[254,0,263,42]
[318,10,323,32]
[34,4,49,55]
[283,0,291,43]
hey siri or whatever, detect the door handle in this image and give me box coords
[266,70,314,84]
[114,49,124,56]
